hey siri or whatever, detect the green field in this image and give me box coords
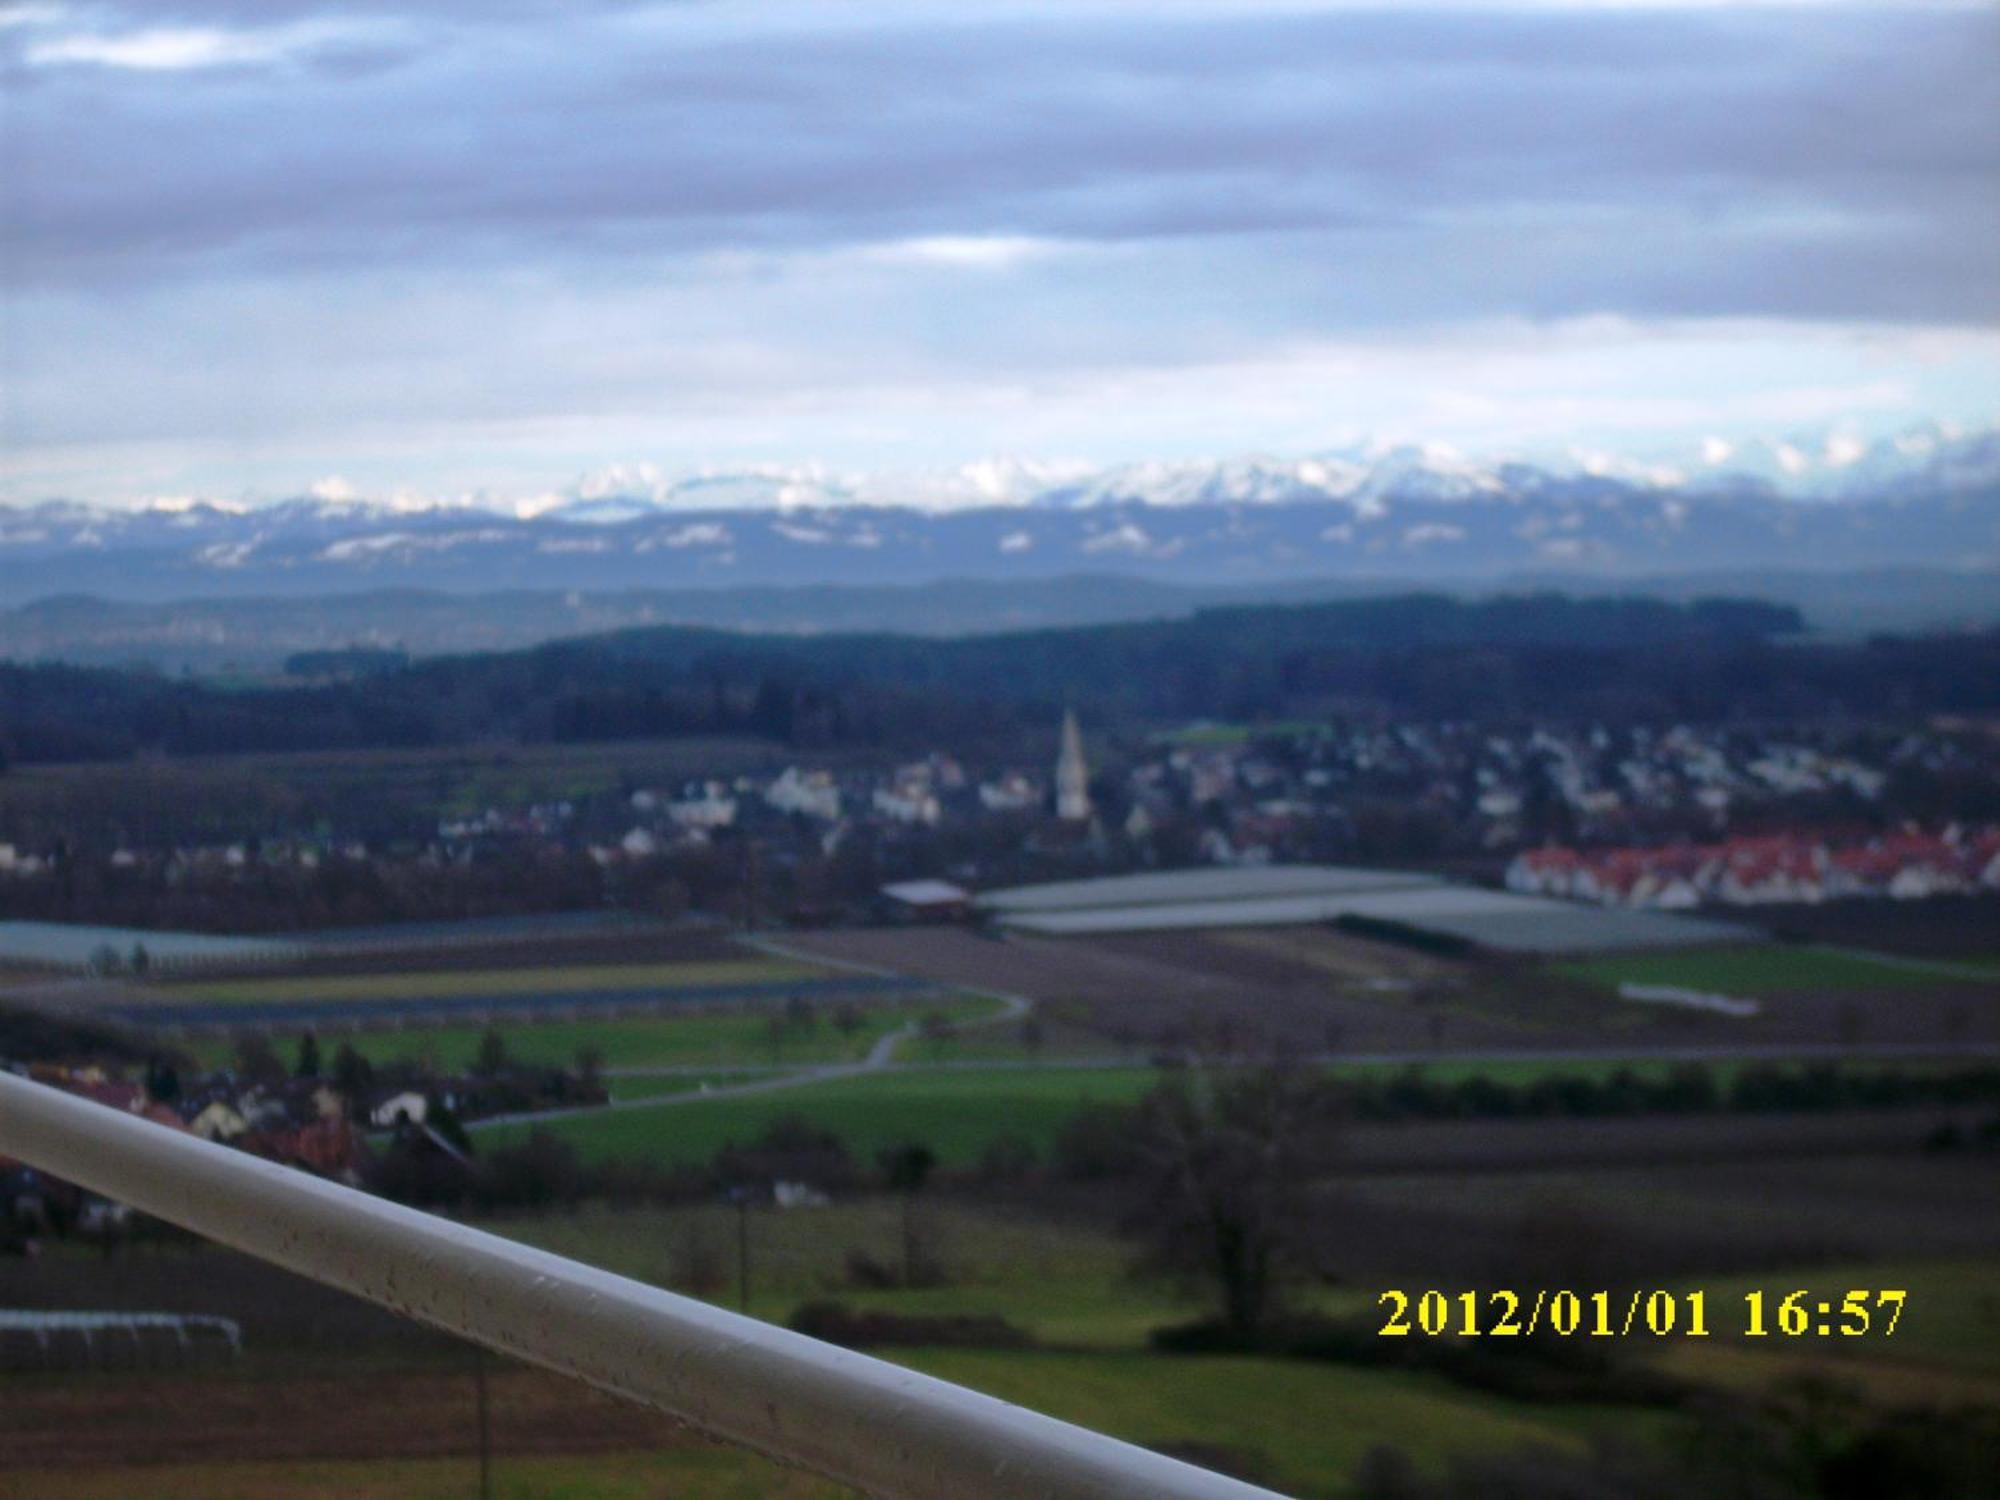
[482,1050,1994,1169]
[484,1201,1659,1496]
[478,1065,1160,1166]
[180,993,1008,1074]
[1559,945,1995,995]
[1691,1257,2000,1375]
[163,958,821,1006]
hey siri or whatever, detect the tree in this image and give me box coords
[878,1143,938,1287]
[232,1033,286,1085]
[128,942,151,977]
[332,1042,375,1104]
[475,1026,511,1077]
[1132,1063,1337,1341]
[143,1054,181,1103]
[1018,1015,1045,1058]
[295,1031,322,1079]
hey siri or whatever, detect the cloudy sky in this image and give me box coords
[2,0,1997,508]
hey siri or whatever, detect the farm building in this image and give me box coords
[976,864,1756,954]
[880,880,973,922]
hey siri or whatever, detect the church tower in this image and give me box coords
[1055,708,1091,821]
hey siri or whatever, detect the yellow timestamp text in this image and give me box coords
[1376,1288,1907,1339]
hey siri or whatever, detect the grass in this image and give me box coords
[897,1349,1640,1497]
[484,1200,1139,1322]
[1689,1256,2000,1375]
[1655,1256,2000,1411]
[477,1065,1161,1167]
[484,1050,1989,1168]
[179,993,1005,1073]
[1558,945,1992,995]
[161,958,820,1006]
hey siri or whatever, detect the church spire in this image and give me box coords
[1056,707,1091,821]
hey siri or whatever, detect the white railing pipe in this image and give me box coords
[0,1071,1288,1500]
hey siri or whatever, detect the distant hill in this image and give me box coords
[4,591,1998,766]
[0,568,1993,677]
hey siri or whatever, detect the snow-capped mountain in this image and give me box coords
[1,425,1994,602]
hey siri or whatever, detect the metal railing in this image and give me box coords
[0,1071,1287,1499]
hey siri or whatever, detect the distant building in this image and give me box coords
[767,767,843,822]
[880,879,971,922]
[1055,709,1092,822]
[979,773,1041,814]
[367,1090,430,1129]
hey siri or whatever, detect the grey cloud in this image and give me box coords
[5,5,1993,332]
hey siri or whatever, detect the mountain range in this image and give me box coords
[0,425,1994,668]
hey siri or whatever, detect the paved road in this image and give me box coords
[471,937,1034,1132]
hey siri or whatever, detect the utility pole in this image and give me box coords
[473,1343,492,1500]
[730,1185,753,1313]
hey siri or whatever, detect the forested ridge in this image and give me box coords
[0,593,1993,765]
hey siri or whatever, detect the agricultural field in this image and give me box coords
[3,1450,845,1500]
[475,1054,1993,1176]
[10,1153,1994,1499]
[1558,945,1999,995]
[112,960,940,1036]
[476,1065,1162,1167]
[177,992,1009,1075]
[0,1350,1664,1500]
[0,1196,1691,1500]
[159,958,824,1006]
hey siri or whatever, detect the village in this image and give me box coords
[0,712,1995,939]
[2,1040,607,1253]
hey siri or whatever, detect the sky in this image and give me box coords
[2,0,1997,509]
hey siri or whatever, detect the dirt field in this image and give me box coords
[0,1363,693,1470]
[173,925,750,983]
[777,925,1515,1052]
[780,924,2000,1056]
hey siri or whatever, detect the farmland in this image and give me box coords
[177,991,1006,1075]
[1558,945,2000,995]
[8,1156,1996,1498]
[477,1065,1161,1166]
[160,958,824,1006]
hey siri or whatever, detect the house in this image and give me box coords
[979,774,1040,813]
[873,786,941,825]
[182,1094,251,1142]
[767,767,843,821]
[667,783,737,830]
[240,1118,367,1184]
[367,1090,430,1129]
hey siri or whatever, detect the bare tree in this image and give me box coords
[1132,1062,1337,1340]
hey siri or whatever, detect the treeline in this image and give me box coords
[364,1062,2000,1218]
[1049,1061,2000,1180]
[4,592,1998,765]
